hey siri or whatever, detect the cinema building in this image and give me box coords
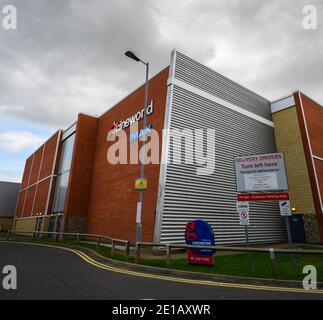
[13,50,323,244]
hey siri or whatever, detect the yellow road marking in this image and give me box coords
[3,241,323,295]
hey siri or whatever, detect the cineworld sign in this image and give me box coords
[111,100,154,135]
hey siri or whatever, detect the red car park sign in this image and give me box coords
[185,220,215,266]
[237,192,289,202]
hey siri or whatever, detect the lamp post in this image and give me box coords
[125,50,149,243]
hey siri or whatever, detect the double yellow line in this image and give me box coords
[9,242,323,295]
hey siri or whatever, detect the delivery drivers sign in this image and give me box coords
[185,220,215,266]
[234,153,288,192]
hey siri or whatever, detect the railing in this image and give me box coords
[5,230,323,279]
[136,241,323,278]
[6,230,131,261]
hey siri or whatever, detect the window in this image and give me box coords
[52,133,75,213]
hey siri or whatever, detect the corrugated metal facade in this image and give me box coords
[155,50,287,244]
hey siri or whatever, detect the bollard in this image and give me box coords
[6,230,10,241]
[111,240,115,257]
[269,248,277,278]
[135,242,141,264]
[77,234,80,244]
[290,254,297,273]
[244,225,253,272]
[125,241,130,261]
[247,252,253,272]
[96,236,100,248]
[166,244,172,267]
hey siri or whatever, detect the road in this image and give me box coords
[0,242,322,300]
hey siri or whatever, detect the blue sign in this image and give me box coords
[129,124,153,143]
[185,220,215,254]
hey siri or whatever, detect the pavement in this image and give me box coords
[0,241,322,300]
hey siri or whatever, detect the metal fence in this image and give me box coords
[136,241,323,278]
[5,229,323,278]
[6,230,131,260]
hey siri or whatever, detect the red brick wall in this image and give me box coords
[15,131,60,218]
[40,134,59,180]
[15,155,33,217]
[64,114,98,217]
[301,94,323,156]
[22,186,35,217]
[15,190,26,217]
[295,92,323,241]
[29,147,43,185]
[15,67,168,241]
[32,179,51,216]
[20,156,33,190]
[15,159,31,218]
[301,93,323,214]
[314,158,323,237]
[86,67,169,242]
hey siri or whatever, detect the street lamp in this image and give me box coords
[125,50,149,243]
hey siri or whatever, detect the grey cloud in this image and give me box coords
[0,0,322,131]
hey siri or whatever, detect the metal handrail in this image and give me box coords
[7,230,323,255]
[135,241,323,274]
[7,230,129,245]
[5,229,323,277]
[138,241,323,255]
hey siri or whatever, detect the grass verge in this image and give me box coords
[7,237,323,282]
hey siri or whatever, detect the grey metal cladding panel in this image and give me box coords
[159,86,286,244]
[174,51,272,120]
[0,181,21,217]
[171,86,276,151]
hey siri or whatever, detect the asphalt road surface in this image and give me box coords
[0,242,322,300]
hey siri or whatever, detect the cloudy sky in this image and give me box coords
[0,0,322,182]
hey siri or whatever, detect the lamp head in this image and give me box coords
[125,51,140,62]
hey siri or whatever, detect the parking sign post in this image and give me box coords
[285,216,296,272]
[279,200,296,272]
[237,201,253,271]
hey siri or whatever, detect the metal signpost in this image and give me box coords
[125,51,149,243]
[237,201,252,271]
[279,200,296,272]
[234,152,294,272]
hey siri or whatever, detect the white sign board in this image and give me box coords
[279,200,292,216]
[244,172,278,191]
[237,201,250,226]
[136,202,142,223]
[234,153,288,192]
